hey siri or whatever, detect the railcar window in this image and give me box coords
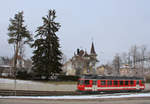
[136,80,139,84]
[120,81,124,86]
[107,80,112,86]
[85,80,90,85]
[130,81,134,85]
[114,81,118,85]
[101,80,106,86]
[79,80,84,85]
[92,80,97,85]
[141,80,145,84]
[125,81,128,85]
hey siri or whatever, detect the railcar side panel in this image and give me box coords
[77,76,145,93]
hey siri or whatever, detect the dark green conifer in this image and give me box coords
[32,10,62,79]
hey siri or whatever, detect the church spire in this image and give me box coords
[90,42,96,55]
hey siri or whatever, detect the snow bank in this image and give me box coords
[0,93,150,99]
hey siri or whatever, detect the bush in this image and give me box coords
[145,74,150,83]
[16,69,32,80]
[57,75,79,81]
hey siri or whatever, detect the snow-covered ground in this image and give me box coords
[0,78,150,92]
[0,78,41,84]
[0,93,150,99]
[0,78,76,91]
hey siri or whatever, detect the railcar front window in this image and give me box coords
[141,80,145,84]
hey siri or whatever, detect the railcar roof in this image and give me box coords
[79,75,144,80]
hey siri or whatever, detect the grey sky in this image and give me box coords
[0,0,150,64]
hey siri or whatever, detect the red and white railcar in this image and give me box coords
[77,75,145,93]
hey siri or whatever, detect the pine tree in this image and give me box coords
[8,11,32,95]
[8,11,32,75]
[32,10,62,79]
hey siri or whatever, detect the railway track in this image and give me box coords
[0,89,150,96]
[0,90,78,96]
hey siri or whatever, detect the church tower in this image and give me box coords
[90,42,97,57]
[90,42,98,74]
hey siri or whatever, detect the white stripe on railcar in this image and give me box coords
[85,86,144,90]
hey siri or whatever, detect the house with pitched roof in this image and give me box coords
[62,42,98,76]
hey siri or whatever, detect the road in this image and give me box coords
[0,97,150,104]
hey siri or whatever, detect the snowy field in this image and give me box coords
[0,78,76,91]
[1,93,150,99]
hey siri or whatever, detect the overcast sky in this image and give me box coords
[0,0,150,64]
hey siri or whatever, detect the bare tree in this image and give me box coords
[111,44,150,77]
[61,53,67,65]
[127,52,132,67]
[112,54,122,76]
[121,52,128,65]
[140,45,147,76]
[129,45,139,68]
[0,56,11,65]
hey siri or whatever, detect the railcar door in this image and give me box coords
[136,80,140,90]
[92,80,98,91]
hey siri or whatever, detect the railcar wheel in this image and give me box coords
[136,90,142,92]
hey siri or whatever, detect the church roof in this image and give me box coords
[84,51,89,57]
[90,42,96,55]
